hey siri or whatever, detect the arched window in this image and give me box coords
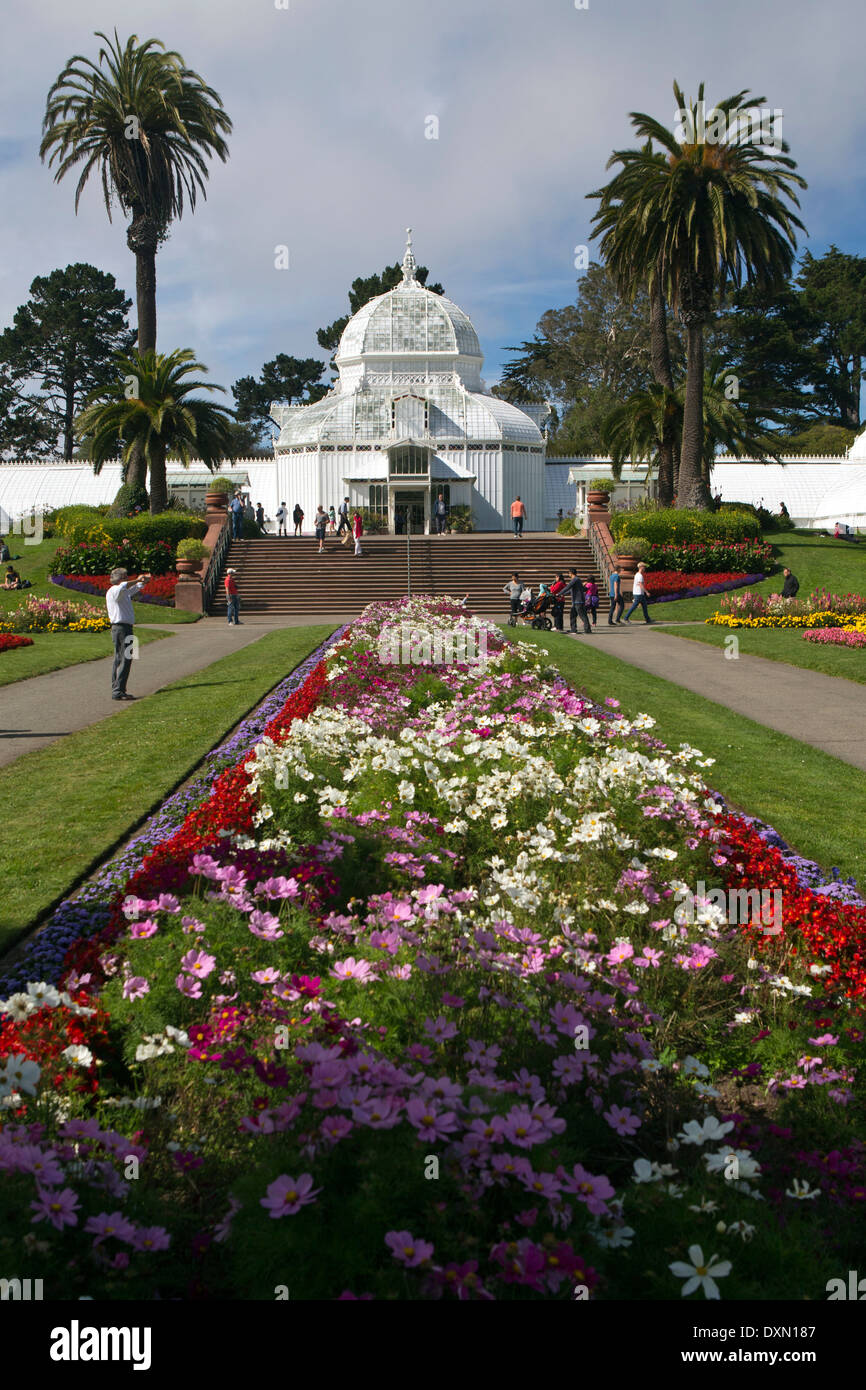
[389,445,429,476]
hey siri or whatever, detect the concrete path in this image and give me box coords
[0,615,347,769]
[560,620,866,770]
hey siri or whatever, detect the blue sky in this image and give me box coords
[1,0,864,416]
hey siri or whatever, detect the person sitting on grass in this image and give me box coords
[4,565,22,590]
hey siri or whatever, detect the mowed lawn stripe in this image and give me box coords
[0,625,335,947]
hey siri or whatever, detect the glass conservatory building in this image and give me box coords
[269,231,548,532]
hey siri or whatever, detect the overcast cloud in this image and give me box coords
[1,0,863,411]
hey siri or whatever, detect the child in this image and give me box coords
[584,577,599,626]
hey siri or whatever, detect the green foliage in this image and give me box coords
[556,516,579,535]
[109,480,150,516]
[610,506,760,545]
[588,476,614,492]
[176,537,209,560]
[358,508,388,534]
[0,263,135,460]
[205,475,235,494]
[231,355,328,441]
[52,505,205,546]
[612,536,651,559]
[447,504,474,533]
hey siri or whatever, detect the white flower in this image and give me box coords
[26,983,61,1008]
[669,1244,732,1299]
[785,1178,821,1201]
[640,1059,663,1074]
[397,780,416,803]
[704,1147,760,1181]
[165,1025,190,1048]
[691,1081,721,1100]
[592,1223,635,1249]
[0,993,35,1023]
[292,792,308,803]
[727,1220,756,1242]
[687,1198,719,1214]
[0,1054,41,1096]
[632,1158,663,1183]
[681,1055,709,1078]
[677,1117,734,1146]
[61,1045,93,1068]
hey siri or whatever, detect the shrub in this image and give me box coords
[176,538,209,561]
[612,536,651,559]
[588,477,613,492]
[108,482,150,517]
[643,540,775,574]
[610,506,760,545]
[358,509,389,534]
[447,504,474,534]
[53,537,177,576]
[53,510,206,548]
[205,475,235,494]
[556,516,579,535]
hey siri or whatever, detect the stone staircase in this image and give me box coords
[208,533,608,617]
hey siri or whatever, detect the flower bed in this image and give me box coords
[51,574,179,607]
[0,595,109,633]
[804,628,866,649]
[708,587,866,629]
[53,537,177,577]
[0,633,34,652]
[644,541,774,574]
[646,571,763,603]
[707,610,863,630]
[1,600,863,1302]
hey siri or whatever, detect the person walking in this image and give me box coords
[550,572,568,630]
[224,567,241,625]
[510,495,526,538]
[781,566,799,598]
[328,504,337,533]
[230,491,244,540]
[337,497,351,535]
[255,502,265,533]
[314,505,329,553]
[584,577,599,627]
[608,567,625,624]
[563,568,592,634]
[503,572,523,621]
[433,492,448,535]
[292,503,304,537]
[623,563,653,624]
[275,502,288,538]
[352,509,364,556]
[106,567,150,700]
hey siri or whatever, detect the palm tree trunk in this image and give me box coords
[149,440,168,514]
[126,208,160,496]
[678,319,707,508]
[649,280,676,506]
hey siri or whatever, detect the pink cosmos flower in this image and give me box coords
[406,1098,460,1141]
[808,1034,839,1047]
[121,976,150,1001]
[330,957,377,983]
[131,1226,171,1252]
[424,1015,458,1041]
[176,973,203,999]
[559,1164,615,1215]
[603,1104,641,1136]
[248,910,284,940]
[501,1107,548,1149]
[251,967,281,985]
[30,1186,80,1230]
[129,919,159,939]
[634,948,664,969]
[260,1173,321,1218]
[606,942,634,966]
[180,949,216,978]
[385,1230,434,1267]
[85,1211,137,1245]
[255,876,301,900]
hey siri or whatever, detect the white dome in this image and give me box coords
[847,427,866,462]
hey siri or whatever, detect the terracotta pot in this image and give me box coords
[205,491,229,511]
[615,554,638,584]
[587,490,612,510]
[175,557,203,577]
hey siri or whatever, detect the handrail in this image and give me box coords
[587,512,616,589]
[202,515,231,612]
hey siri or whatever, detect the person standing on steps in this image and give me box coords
[550,572,568,630]
[255,502,265,533]
[328,504,337,533]
[434,492,448,535]
[623,563,653,624]
[106,567,151,701]
[563,568,592,634]
[352,509,364,556]
[584,577,599,627]
[230,491,244,540]
[510,495,526,538]
[608,567,624,625]
[314,505,329,553]
[293,503,304,537]
[337,497,351,535]
[275,502,288,537]
[224,567,241,625]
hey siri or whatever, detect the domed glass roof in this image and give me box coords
[335,231,482,364]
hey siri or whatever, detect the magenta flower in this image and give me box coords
[30,1186,80,1230]
[560,1164,615,1215]
[131,1226,171,1252]
[85,1210,137,1245]
[260,1173,321,1218]
[180,949,216,978]
[424,1015,458,1041]
[121,976,150,1001]
[176,973,203,999]
[129,919,159,939]
[385,1230,434,1267]
[603,1104,641,1136]
[406,1097,460,1141]
[501,1107,548,1149]
[248,910,284,940]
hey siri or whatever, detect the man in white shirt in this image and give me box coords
[106,567,150,700]
[622,563,653,624]
[275,502,288,538]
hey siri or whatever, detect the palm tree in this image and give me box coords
[601,381,679,494]
[590,82,805,509]
[76,348,235,512]
[41,30,232,492]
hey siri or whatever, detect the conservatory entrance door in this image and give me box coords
[393,489,427,534]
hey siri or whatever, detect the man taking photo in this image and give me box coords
[105,568,150,701]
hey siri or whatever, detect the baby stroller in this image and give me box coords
[509,586,554,630]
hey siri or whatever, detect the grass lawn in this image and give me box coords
[0,535,200,625]
[0,628,170,687]
[0,624,335,951]
[652,622,866,683]
[510,626,866,892]
[649,528,866,621]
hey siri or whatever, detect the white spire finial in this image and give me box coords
[401,227,418,286]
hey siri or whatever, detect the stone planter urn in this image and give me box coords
[175,558,203,577]
[587,489,612,512]
[205,490,229,513]
[615,553,639,588]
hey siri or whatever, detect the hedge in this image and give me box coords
[609,506,761,545]
[51,505,206,546]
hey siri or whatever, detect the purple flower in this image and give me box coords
[385,1230,434,1267]
[121,976,150,1001]
[30,1186,80,1230]
[260,1173,321,1218]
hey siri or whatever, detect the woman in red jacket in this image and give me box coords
[549,572,567,631]
[352,509,364,556]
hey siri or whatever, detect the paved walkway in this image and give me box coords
[0,616,347,769]
[564,620,866,770]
